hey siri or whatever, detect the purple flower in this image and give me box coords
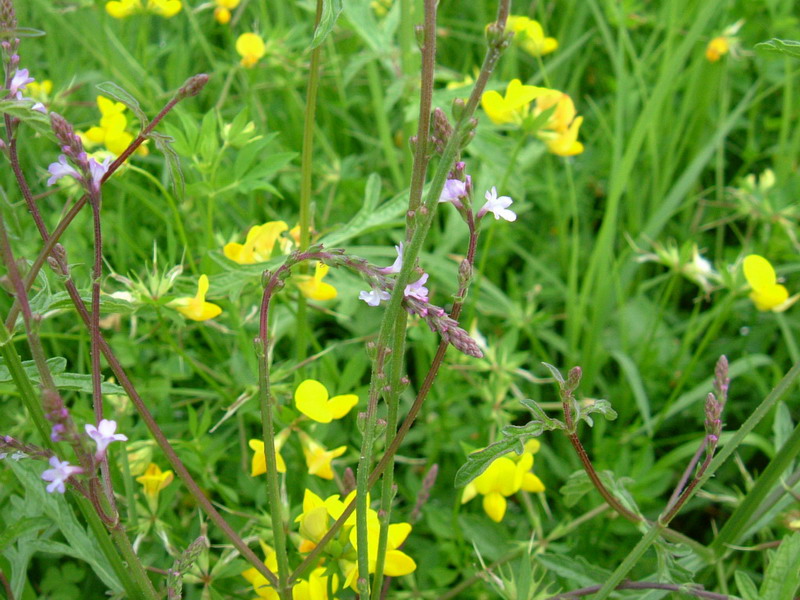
[31,101,46,114]
[46,155,80,186]
[88,156,111,182]
[439,178,468,207]
[41,456,83,494]
[378,242,403,274]
[404,273,430,303]
[9,68,33,96]
[477,187,516,222]
[85,419,127,459]
[50,423,66,442]
[358,288,391,306]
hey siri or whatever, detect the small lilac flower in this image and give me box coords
[477,187,516,222]
[31,101,46,114]
[87,156,112,193]
[439,178,468,206]
[359,288,391,306]
[50,423,66,442]
[41,456,83,494]
[404,273,430,303]
[9,68,33,96]
[47,155,80,186]
[378,242,403,274]
[85,419,127,459]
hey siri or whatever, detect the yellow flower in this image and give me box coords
[148,0,181,17]
[293,568,338,600]
[82,96,148,157]
[507,15,558,57]
[170,275,223,321]
[743,254,792,312]
[248,430,290,476]
[223,221,289,265]
[294,262,338,301]
[105,0,181,18]
[27,79,53,103]
[294,379,358,424]
[294,488,345,552]
[344,518,416,589]
[461,440,545,522]
[706,36,729,62]
[705,20,744,62]
[241,542,279,600]
[214,0,239,24]
[135,463,174,500]
[480,78,549,126]
[533,90,584,156]
[299,432,347,480]
[236,33,266,68]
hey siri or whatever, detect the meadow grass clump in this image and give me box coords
[1,1,800,599]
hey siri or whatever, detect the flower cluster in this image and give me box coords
[105,0,182,18]
[481,79,584,156]
[81,96,147,158]
[461,439,545,522]
[287,488,416,591]
[249,380,357,481]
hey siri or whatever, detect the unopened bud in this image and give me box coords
[452,97,466,121]
[0,0,16,31]
[458,259,472,288]
[177,74,209,100]
[566,366,582,391]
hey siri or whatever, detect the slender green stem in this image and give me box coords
[295,0,325,366]
[367,59,404,189]
[370,316,407,598]
[257,284,291,600]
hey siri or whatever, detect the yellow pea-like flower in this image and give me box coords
[743,254,791,312]
[248,432,289,477]
[170,275,223,321]
[223,221,288,264]
[294,262,338,301]
[294,379,358,423]
[481,78,549,126]
[299,432,347,480]
[706,36,729,62]
[507,15,558,57]
[236,33,266,68]
[135,463,174,500]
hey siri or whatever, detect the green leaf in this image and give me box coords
[0,99,52,136]
[610,350,651,434]
[541,362,565,385]
[755,38,800,60]
[0,355,124,394]
[317,186,406,248]
[578,398,617,427]
[760,532,800,600]
[518,397,565,430]
[95,81,149,127]
[310,0,343,49]
[454,436,523,488]
[560,469,639,515]
[735,571,760,600]
[1,27,46,38]
[7,461,122,593]
[151,130,185,198]
[535,553,611,588]
[0,517,51,552]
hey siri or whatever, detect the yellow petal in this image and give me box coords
[461,482,478,504]
[384,549,417,576]
[481,90,513,125]
[521,472,545,493]
[743,254,777,289]
[523,439,541,454]
[85,126,107,144]
[295,379,331,423]
[223,241,251,264]
[387,522,412,548]
[248,439,286,476]
[751,284,789,311]
[483,492,507,522]
[327,394,358,419]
